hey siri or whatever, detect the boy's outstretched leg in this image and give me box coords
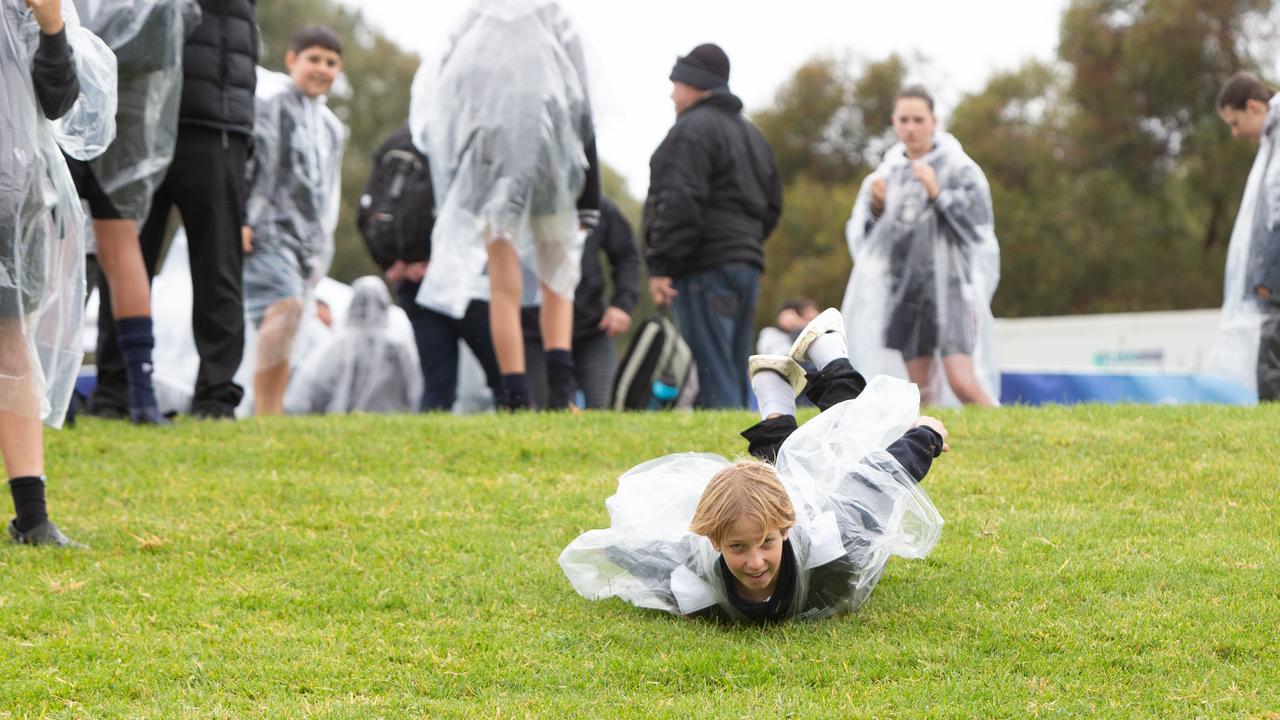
[740,355,806,463]
[788,308,866,410]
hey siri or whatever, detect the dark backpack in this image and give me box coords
[357,125,434,270]
[610,315,698,410]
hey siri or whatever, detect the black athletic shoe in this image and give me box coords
[88,403,128,421]
[7,519,85,548]
[129,405,173,426]
[191,402,235,420]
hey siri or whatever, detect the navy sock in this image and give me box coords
[9,476,48,533]
[500,373,530,411]
[546,349,576,409]
[116,316,158,411]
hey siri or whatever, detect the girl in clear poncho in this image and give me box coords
[409,0,600,411]
[283,276,422,415]
[842,86,1000,407]
[65,0,198,424]
[241,26,346,416]
[2,0,116,545]
[560,309,947,623]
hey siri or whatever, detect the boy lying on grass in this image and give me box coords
[560,309,949,623]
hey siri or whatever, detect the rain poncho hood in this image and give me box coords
[841,131,1001,405]
[74,0,199,222]
[1208,94,1280,400]
[283,276,423,414]
[1,0,116,427]
[409,0,593,318]
[243,66,346,320]
[559,376,943,622]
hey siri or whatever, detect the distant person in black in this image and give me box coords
[643,43,783,409]
[522,197,640,409]
[92,0,258,420]
[358,125,501,412]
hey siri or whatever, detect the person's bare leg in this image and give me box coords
[253,298,303,416]
[0,411,43,479]
[905,356,936,406]
[487,239,525,374]
[93,219,150,318]
[942,354,997,407]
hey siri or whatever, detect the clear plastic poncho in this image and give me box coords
[1,0,116,427]
[73,0,199,222]
[1207,95,1280,401]
[409,0,593,319]
[559,375,943,622]
[244,66,347,324]
[283,276,423,415]
[842,132,1001,405]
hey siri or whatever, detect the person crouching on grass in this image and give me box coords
[560,308,949,623]
[241,25,346,415]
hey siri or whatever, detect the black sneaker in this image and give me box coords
[7,519,85,548]
[191,402,236,420]
[88,403,128,421]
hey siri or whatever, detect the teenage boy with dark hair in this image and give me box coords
[3,0,117,545]
[91,0,258,420]
[1214,71,1280,401]
[241,25,346,415]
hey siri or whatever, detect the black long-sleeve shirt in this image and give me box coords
[32,28,80,120]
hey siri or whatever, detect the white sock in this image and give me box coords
[751,370,796,420]
[808,331,849,370]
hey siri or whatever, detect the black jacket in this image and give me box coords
[523,197,641,341]
[643,88,782,278]
[178,0,257,136]
[32,29,79,120]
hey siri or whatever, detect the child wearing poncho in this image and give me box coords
[560,309,948,623]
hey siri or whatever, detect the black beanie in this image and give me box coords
[669,43,730,91]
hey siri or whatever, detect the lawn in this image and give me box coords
[1,404,1277,718]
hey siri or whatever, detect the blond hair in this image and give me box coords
[689,460,795,547]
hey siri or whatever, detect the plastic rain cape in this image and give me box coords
[409,0,593,318]
[283,276,423,414]
[841,132,1001,405]
[1207,95,1280,401]
[1,0,116,427]
[244,67,347,323]
[559,376,943,622]
[73,0,198,222]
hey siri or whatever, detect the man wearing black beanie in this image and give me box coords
[643,43,783,409]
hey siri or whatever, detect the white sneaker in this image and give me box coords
[748,355,807,397]
[788,307,845,365]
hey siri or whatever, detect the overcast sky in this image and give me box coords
[339,0,1071,197]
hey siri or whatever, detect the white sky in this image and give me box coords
[340,0,1070,197]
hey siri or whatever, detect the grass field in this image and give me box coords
[1,404,1278,718]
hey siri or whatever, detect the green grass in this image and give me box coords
[1,405,1278,718]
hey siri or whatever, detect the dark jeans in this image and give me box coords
[524,331,618,409]
[400,281,501,412]
[1260,311,1280,402]
[740,358,867,464]
[93,128,249,414]
[672,262,760,409]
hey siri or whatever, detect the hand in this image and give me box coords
[649,276,678,306]
[1257,285,1273,302]
[598,306,632,337]
[384,260,405,283]
[912,161,940,200]
[404,260,428,283]
[26,0,64,35]
[241,226,253,254]
[870,177,888,214]
[914,415,950,453]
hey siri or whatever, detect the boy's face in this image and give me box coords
[712,516,788,602]
[1219,99,1268,142]
[286,46,343,99]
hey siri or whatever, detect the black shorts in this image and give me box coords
[884,291,977,360]
[65,156,123,220]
